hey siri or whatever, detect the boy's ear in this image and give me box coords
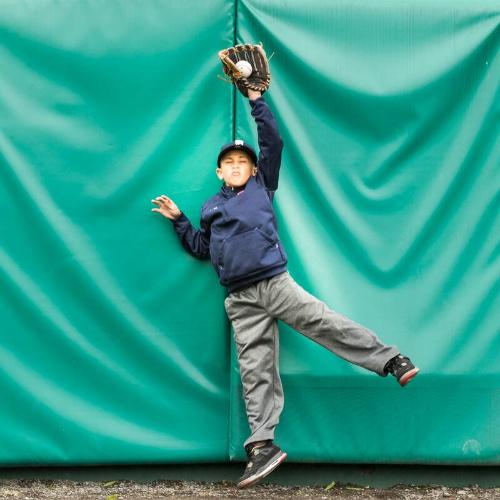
[216,166,224,180]
[252,165,257,176]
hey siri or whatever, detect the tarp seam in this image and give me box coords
[228,0,238,461]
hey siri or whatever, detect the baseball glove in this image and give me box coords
[218,43,271,97]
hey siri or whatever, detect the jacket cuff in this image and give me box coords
[249,95,265,107]
[171,212,188,225]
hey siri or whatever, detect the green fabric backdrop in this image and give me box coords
[0,0,499,466]
[0,0,233,465]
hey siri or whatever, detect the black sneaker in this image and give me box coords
[384,354,420,386]
[237,440,287,489]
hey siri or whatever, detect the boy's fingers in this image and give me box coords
[156,198,170,206]
[151,195,176,212]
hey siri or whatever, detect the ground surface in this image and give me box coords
[0,480,499,499]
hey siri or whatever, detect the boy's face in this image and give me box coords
[216,150,257,188]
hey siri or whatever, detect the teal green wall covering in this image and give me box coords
[1,0,498,465]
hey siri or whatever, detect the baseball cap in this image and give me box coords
[217,139,257,167]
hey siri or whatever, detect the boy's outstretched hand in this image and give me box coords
[151,195,181,220]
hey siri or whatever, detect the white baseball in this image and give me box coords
[235,60,253,78]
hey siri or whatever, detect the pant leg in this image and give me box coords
[225,287,284,448]
[263,272,399,375]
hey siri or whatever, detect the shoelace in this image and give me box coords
[393,355,409,371]
[245,442,268,468]
[386,355,409,374]
[246,445,266,469]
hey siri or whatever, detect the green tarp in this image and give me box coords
[0,0,498,466]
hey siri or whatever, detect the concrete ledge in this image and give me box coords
[0,464,498,488]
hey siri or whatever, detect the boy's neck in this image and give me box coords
[223,183,246,192]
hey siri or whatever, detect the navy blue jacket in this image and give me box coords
[171,97,287,292]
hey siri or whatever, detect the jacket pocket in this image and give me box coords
[276,240,288,263]
[219,228,284,285]
[258,227,288,264]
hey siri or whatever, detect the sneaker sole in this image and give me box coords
[237,451,287,489]
[399,367,420,386]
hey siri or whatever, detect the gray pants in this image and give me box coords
[224,271,399,449]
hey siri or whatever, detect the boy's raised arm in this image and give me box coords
[248,90,283,191]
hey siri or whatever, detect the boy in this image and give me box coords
[151,89,419,489]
